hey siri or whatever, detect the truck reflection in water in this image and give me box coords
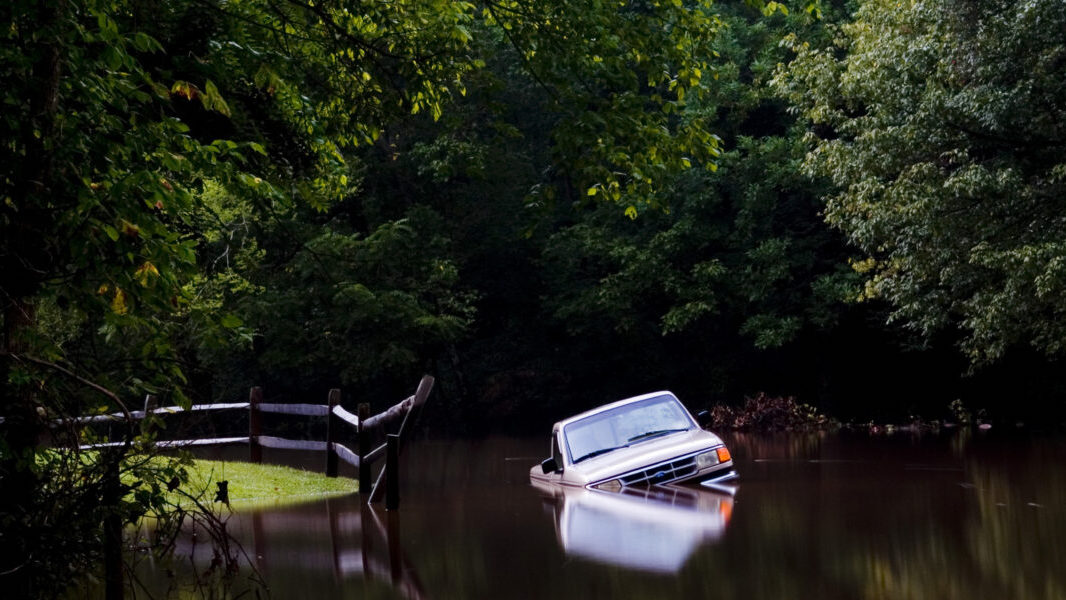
[532,479,735,573]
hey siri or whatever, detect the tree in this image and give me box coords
[193,188,476,399]
[534,2,860,405]
[774,0,1066,364]
[0,0,477,593]
[2,0,743,593]
[482,0,725,211]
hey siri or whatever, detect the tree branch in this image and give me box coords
[10,354,132,424]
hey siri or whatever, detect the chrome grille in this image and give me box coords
[619,455,698,487]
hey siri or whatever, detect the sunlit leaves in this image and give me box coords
[110,288,129,315]
[201,80,231,117]
[485,0,725,211]
[217,0,478,154]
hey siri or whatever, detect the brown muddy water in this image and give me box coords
[138,432,1065,599]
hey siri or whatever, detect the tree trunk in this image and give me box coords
[0,0,65,592]
[0,301,43,590]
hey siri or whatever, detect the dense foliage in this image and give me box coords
[775,0,1066,363]
[3,0,1066,595]
[0,0,749,594]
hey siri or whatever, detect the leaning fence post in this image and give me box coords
[358,403,371,494]
[325,388,340,477]
[143,394,157,414]
[385,433,400,510]
[249,386,262,463]
[142,394,158,437]
[398,375,434,449]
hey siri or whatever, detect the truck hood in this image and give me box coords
[570,429,723,485]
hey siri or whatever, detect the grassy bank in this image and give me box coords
[173,459,358,509]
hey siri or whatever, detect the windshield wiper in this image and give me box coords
[573,445,627,464]
[627,428,689,443]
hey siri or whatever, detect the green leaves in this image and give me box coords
[225,212,474,386]
[485,0,725,211]
[777,0,1066,363]
[762,2,789,16]
[201,80,231,117]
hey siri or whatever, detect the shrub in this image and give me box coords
[708,393,832,432]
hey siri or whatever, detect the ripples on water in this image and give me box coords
[137,433,1066,599]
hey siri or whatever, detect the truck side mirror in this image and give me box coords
[541,457,560,474]
[696,410,711,427]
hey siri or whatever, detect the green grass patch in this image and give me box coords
[176,460,358,510]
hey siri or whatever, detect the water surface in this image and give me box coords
[146,432,1066,599]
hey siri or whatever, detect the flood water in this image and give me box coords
[143,432,1066,599]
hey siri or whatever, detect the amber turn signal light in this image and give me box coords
[716,447,731,463]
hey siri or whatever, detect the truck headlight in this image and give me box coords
[696,450,720,469]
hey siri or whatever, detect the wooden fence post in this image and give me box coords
[103,456,123,600]
[358,403,371,494]
[141,394,158,437]
[368,375,434,504]
[398,375,434,448]
[325,388,340,477]
[385,434,399,510]
[249,387,262,464]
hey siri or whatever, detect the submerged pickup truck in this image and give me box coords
[530,391,737,492]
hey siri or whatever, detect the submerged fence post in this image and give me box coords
[249,386,262,463]
[385,433,400,509]
[326,388,340,477]
[358,403,371,494]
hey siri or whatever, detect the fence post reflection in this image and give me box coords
[327,495,341,579]
[387,510,402,583]
[238,497,426,598]
[251,508,266,574]
[360,503,426,600]
[360,500,374,583]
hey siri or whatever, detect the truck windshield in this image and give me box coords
[564,395,693,464]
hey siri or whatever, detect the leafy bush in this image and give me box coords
[709,393,832,432]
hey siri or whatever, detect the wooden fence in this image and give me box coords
[67,375,435,508]
[3,376,434,600]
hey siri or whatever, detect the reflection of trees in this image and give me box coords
[724,431,829,462]
[849,459,1066,600]
[676,434,1066,600]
